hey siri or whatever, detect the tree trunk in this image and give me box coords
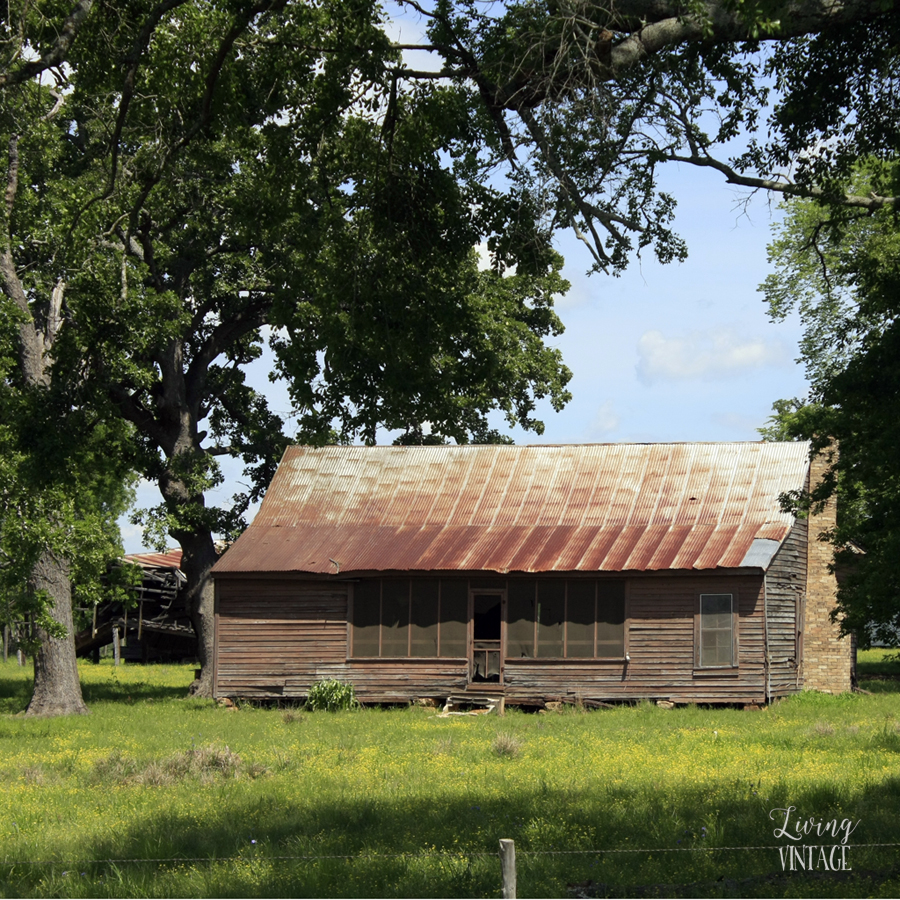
[24,549,89,717]
[177,529,218,698]
[4,139,88,717]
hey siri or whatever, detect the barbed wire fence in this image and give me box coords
[2,839,899,897]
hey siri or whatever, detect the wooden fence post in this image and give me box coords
[113,626,121,666]
[500,838,516,899]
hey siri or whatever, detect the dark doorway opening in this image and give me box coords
[471,592,503,683]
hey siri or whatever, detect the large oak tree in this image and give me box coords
[1,0,571,708]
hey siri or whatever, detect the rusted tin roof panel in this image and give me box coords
[214,442,811,575]
[622,524,676,571]
[123,549,183,570]
[644,524,695,571]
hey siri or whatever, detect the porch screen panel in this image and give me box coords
[537,580,565,658]
[507,580,536,658]
[381,579,410,656]
[597,580,626,657]
[352,581,381,656]
[439,580,467,657]
[566,580,596,657]
[410,579,439,656]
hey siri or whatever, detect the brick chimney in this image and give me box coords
[801,446,854,692]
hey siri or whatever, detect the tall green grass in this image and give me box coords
[1,656,899,897]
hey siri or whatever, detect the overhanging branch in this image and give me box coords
[670,152,900,211]
[0,0,93,91]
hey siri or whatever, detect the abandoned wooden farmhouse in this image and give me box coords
[211,442,854,706]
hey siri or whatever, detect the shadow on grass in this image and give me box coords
[79,678,189,705]
[0,666,191,714]
[0,672,33,714]
[857,653,900,678]
[858,678,900,694]
[5,777,900,898]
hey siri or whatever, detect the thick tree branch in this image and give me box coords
[108,384,169,450]
[0,0,93,90]
[206,445,235,457]
[396,0,895,109]
[184,295,272,415]
[0,135,49,387]
[670,152,900,210]
[4,134,18,223]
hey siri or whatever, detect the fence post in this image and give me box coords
[2,625,7,663]
[113,626,121,666]
[500,838,516,899]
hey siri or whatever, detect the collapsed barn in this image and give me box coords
[75,550,196,663]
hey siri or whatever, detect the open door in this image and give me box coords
[469,591,505,685]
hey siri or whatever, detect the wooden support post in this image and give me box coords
[92,603,97,638]
[16,648,24,666]
[2,625,8,663]
[500,838,516,899]
[113,626,121,666]
[138,592,144,641]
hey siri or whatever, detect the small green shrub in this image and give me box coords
[305,678,359,711]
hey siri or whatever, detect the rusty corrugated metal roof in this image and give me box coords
[213,442,811,575]
[123,549,183,570]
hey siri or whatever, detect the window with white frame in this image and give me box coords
[697,593,736,667]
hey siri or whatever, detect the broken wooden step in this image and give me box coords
[441,694,505,715]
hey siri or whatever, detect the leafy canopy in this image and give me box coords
[760,162,900,643]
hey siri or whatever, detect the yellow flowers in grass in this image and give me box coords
[2,657,900,896]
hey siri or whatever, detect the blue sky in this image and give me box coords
[514,167,807,445]
[118,15,809,553]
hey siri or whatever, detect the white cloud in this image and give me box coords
[586,400,619,438]
[555,278,592,310]
[636,328,790,385]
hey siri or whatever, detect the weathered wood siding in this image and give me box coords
[215,572,771,704]
[215,579,348,698]
[305,660,468,701]
[765,518,806,698]
[504,573,766,704]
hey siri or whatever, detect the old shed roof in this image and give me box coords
[213,442,811,576]
[123,549,183,570]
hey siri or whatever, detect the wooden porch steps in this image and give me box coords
[443,693,505,714]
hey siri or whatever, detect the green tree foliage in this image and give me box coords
[760,163,900,643]
[1,1,572,705]
[393,0,899,275]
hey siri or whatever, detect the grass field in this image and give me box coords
[1,652,899,898]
